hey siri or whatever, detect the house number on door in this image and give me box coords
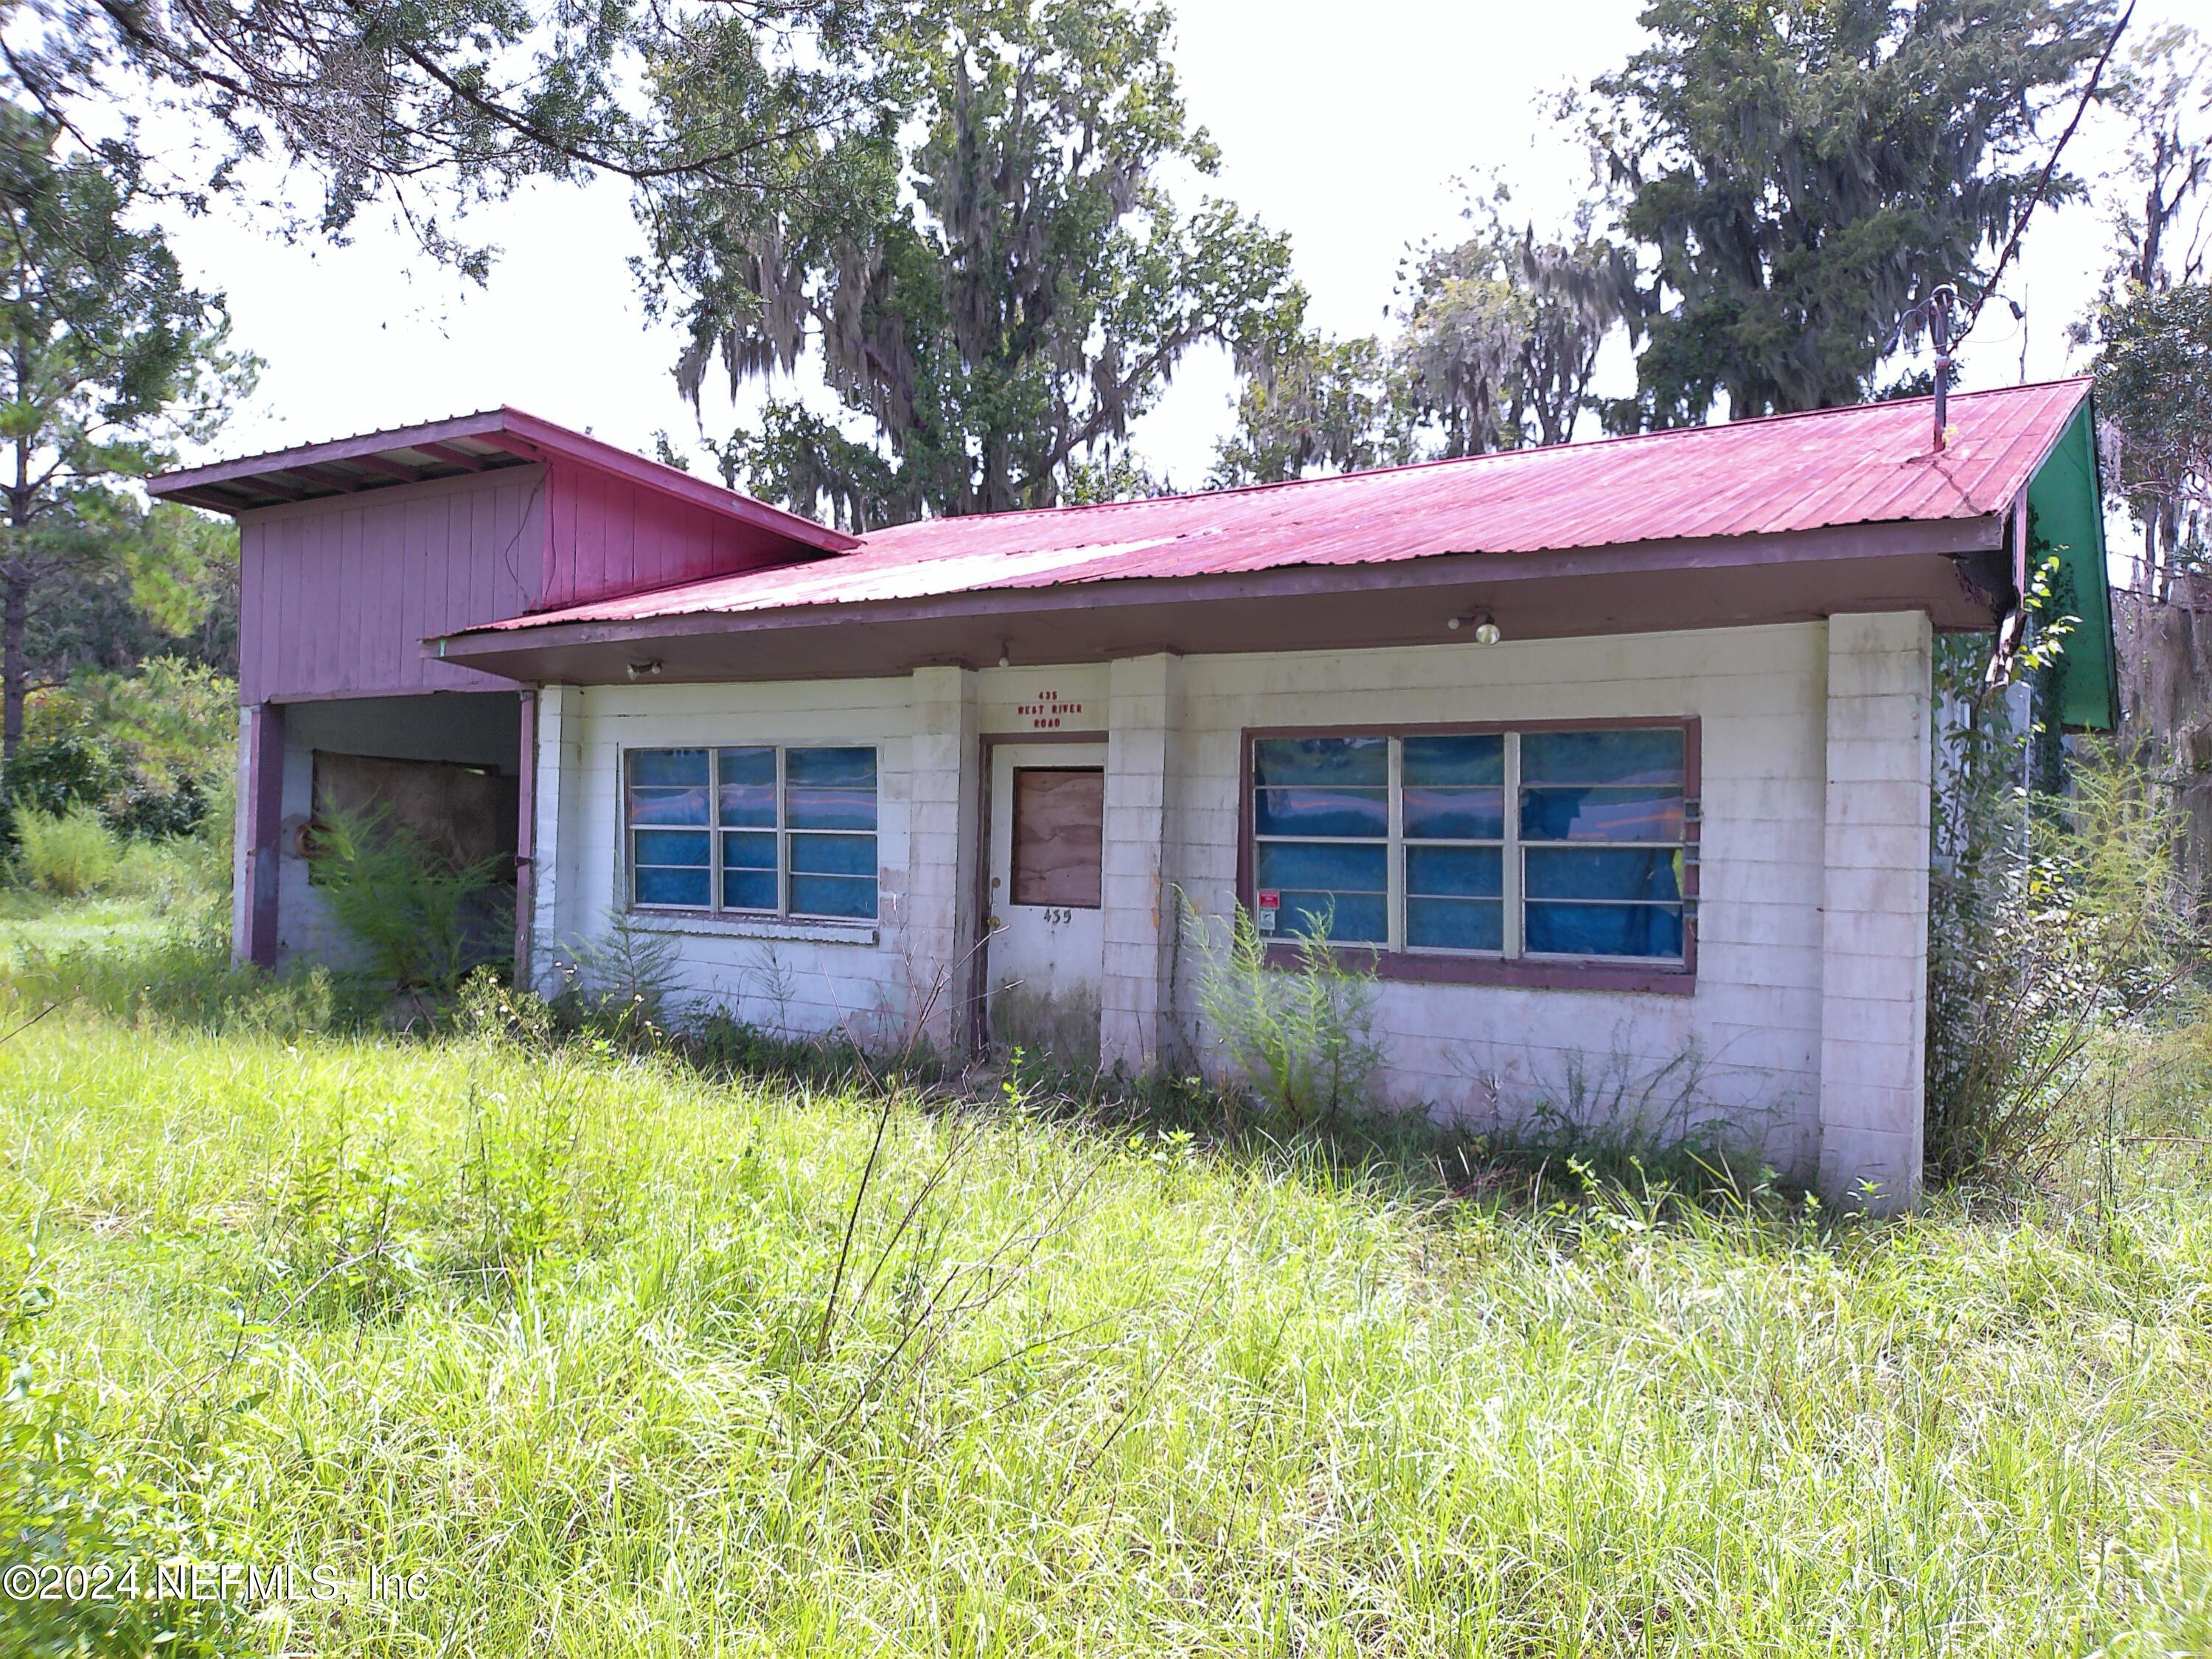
[1040,907,1074,925]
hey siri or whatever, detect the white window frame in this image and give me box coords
[622,742,880,922]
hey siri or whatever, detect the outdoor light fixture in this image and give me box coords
[996,641,1012,668]
[1447,611,1503,645]
[627,659,664,681]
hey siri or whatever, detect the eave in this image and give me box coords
[430,515,2010,686]
[150,407,860,555]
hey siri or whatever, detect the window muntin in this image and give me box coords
[1250,726,1687,962]
[1401,734,1506,956]
[1251,736,1389,943]
[1515,728,1686,960]
[626,745,879,921]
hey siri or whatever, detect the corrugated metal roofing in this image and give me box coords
[463,378,2090,636]
[150,407,858,554]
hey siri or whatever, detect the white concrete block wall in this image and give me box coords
[905,667,981,1048]
[524,619,1938,1197]
[230,708,254,963]
[540,674,935,1046]
[1100,653,1181,1071]
[531,684,582,993]
[1815,612,1933,1211]
[1161,623,1837,1181]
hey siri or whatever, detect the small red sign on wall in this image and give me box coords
[1255,890,1280,910]
[1016,690,1085,730]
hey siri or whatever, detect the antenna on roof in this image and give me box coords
[1929,285,1958,452]
[1942,2,2133,408]
[1896,4,2132,459]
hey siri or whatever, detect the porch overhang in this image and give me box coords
[428,515,2014,686]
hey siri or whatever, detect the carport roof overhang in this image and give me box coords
[149,406,858,554]
[428,515,2015,688]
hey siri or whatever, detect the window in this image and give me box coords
[626,745,879,921]
[1248,726,1688,962]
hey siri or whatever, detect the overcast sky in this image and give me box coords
[158,0,2192,495]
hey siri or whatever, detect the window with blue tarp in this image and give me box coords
[1249,726,1687,961]
[1251,735,1389,943]
[626,745,878,920]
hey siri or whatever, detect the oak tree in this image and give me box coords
[1593,0,2118,424]
[659,0,1298,525]
[2,0,886,274]
[2081,26,2211,597]
[1211,203,1632,484]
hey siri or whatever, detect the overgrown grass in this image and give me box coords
[7,905,2212,1655]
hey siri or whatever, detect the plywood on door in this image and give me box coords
[1011,768,1104,908]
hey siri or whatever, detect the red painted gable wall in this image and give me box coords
[538,459,817,611]
[238,458,832,704]
[238,468,546,703]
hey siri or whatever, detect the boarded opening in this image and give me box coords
[1011,767,1104,908]
[309,751,519,878]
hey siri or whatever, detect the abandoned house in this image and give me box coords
[148,378,2119,1208]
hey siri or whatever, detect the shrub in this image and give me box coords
[10,806,121,897]
[0,731,126,830]
[105,773,207,841]
[305,807,512,992]
[1186,896,1385,1129]
[553,911,681,1042]
[0,725,199,858]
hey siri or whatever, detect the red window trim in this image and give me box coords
[1236,716,1701,996]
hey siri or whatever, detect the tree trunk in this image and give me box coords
[1,561,25,762]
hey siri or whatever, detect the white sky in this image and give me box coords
[156,0,2194,499]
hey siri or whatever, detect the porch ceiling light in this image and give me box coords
[1447,611,1503,645]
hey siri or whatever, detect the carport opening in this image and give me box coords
[278,692,524,977]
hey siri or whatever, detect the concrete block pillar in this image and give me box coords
[1815,612,1934,1213]
[513,689,538,987]
[236,701,285,970]
[1100,653,1183,1073]
[905,665,982,1050]
[527,684,585,996]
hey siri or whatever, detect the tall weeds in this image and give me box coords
[10,805,121,897]
[1186,896,1385,1129]
[306,806,511,991]
[1927,596,2198,1183]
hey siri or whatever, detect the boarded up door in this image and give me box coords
[310,752,519,874]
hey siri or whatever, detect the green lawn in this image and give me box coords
[4,905,2212,1656]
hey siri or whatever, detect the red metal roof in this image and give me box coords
[150,406,858,554]
[461,378,2090,636]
